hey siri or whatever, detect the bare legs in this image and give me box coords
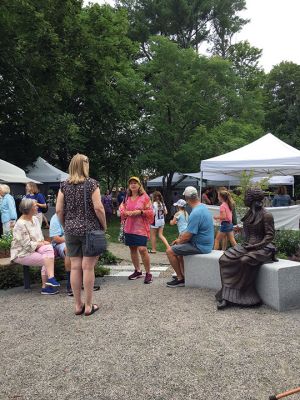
[214,231,237,250]
[150,228,157,252]
[70,256,99,314]
[129,246,151,274]
[166,247,184,280]
[82,256,99,314]
[150,226,170,252]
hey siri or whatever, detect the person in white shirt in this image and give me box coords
[149,191,169,253]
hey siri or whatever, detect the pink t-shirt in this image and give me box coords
[119,193,154,238]
[220,202,232,223]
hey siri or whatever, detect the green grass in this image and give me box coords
[107,215,178,252]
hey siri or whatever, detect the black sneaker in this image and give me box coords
[166,279,185,287]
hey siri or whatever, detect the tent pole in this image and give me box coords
[293,182,295,198]
[199,171,203,199]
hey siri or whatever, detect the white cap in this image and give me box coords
[183,186,198,198]
[173,199,186,207]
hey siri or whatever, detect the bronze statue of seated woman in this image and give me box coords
[216,187,277,310]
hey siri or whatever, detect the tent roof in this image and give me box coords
[27,157,69,183]
[200,133,300,176]
[147,173,199,188]
[0,159,40,183]
[184,172,294,185]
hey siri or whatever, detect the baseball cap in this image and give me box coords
[182,186,198,198]
[173,199,186,207]
[128,176,141,185]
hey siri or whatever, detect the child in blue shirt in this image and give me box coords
[170,199,189,235]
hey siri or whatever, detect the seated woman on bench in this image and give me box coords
[10,198,60,295]
[216,187,276,310]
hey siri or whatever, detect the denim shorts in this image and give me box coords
[219,221,233,233]
[171,242,202,256]
[65,234,88,257]
[53,243,66,258]
[124,233,147,247]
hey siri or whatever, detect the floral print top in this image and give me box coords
[60,177,101,236]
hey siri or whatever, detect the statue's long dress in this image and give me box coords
[216,211,276,305]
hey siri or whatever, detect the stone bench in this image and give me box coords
[184,250,300,311]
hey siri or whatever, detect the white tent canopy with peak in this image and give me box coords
[0,159,40,183]
[27,157,69,183]
[200,133,300,177]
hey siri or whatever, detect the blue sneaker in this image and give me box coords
[45,277,60,287]
[41,286,59,295]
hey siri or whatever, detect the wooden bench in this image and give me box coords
[184,250,300,311]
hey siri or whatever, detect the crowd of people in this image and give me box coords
[0,155,293,315]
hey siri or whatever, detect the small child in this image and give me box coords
[214,190,237,251]
[170,199,189,279]
[170,199,189,235]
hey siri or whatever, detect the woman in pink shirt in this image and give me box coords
[119,177,154,284]
[213,190,237,250]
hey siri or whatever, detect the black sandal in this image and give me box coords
[85,304,99,317]
[75,304,85,316]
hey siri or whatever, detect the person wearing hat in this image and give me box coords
[170,199,189,235]
[119,177,154,284]
[166,186,214,287]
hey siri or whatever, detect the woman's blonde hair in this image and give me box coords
[218,190,235,211]
[127,179,145,197]
[68,154,89,184]
[0,184,10,195]
[26,182,39,194]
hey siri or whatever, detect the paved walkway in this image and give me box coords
[107,242,172,277]
[108,242,170,265]
[1,276,299,400]
[1,242,300,400]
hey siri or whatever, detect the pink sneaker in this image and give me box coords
[128,270,143,280]
[144,272,153,284]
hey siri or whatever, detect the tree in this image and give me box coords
[209,0,248,58]
[264,62,300,148]
[137,37,242,206]
[116,0,248,57]
[0,0,84,168]
[0,1,142,186]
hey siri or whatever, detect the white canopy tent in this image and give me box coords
[0,159,40,183]
[200,133,300,177]
[184,171,294,188]
[27,157,69,183]
[197,133,300,196]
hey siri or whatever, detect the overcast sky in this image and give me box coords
[84,0,300,72]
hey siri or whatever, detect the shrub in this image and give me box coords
[99,250,119,265]
[0,233,13,256]
[274,230,300,257]
[0,250,116,289]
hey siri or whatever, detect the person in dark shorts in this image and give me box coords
[166,186,214,287]
[56,154,106,316]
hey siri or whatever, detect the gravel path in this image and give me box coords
[1,275,300,400]
[108,242,170,266]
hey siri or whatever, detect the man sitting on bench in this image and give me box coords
[166,186,214,287]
